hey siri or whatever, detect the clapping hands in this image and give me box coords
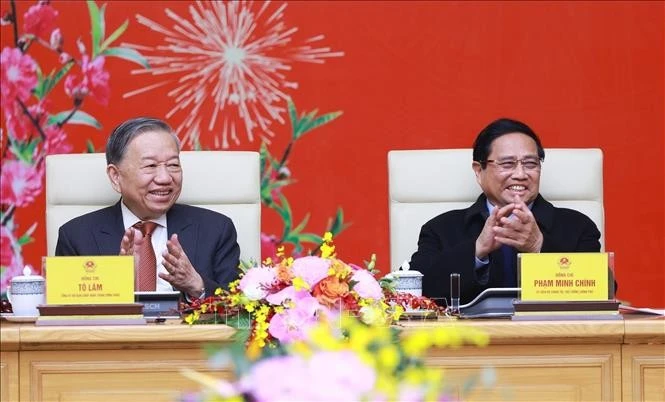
[476,195,544,259]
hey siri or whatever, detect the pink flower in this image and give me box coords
[241,356,309,401]
[41,125,72,155]
[0,47,37,109]
[265,285,297,305]
[291,256,331,287]
[351,268,383,300]
[243,351,376,401]
[307,351,376,400]
[260,232,278,261]
[0,225,17,269]
[5,101,47,142]
[23,1,58,40]
[0,159,42,207]
[49,28,63,50]
[268,294,320,343]
[0,225,24,293]
[64,56,110,105]
[238,266,277,300]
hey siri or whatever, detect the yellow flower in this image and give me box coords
[323,232,333,242]
[276,245,285,257]
[391,305,405,321]
[292,276,310,291]
[376,344,400,371]
[308,325,343,351]
[375,374,398,398]
[402,330,431,357]
[320,243,335,259]
[184,310,200,325]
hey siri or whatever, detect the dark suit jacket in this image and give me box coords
[55,202,240,296]
[409,194,601,305]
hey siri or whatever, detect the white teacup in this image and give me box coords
[387,269,424,297]
[7,266,45,317]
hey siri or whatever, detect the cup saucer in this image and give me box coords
[0,313,39,322]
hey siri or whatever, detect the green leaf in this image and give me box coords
[297,233,322,244]
[100,19,128,52]
[99,3,107,42]
[85,140,96,153]
[328,207,351,235]
[17,222,38,246]
[50,61,74,92]
[33,64,46,100]
[102,47,150,69]
[87,0,103,57]
[298,110,343,139]
[48,110,102,129]
[17,236,33,247]
[290,213,311,235]
[275,193,293,239]
[33,62,74,100]
[294,109,317,139]
[287,98,298,138]
[10,137,40,164]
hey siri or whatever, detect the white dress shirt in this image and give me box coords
[120,201,174,292]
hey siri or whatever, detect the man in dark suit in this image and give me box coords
[410,118,601,305]
[55,117,240,299]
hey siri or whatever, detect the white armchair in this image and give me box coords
[45,151,261,262]
[388,148,604,271]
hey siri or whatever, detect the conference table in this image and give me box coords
[1,314,663,402]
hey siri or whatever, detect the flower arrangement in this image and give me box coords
[183,232,402,353]
[181,313,490,402]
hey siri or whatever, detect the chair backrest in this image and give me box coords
[45,151,261,262]
[388,148,604,271]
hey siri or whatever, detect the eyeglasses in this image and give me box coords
[484,158,542,172]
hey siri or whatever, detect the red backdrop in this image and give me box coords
[1,1,663,307]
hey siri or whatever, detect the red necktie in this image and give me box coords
[133,221,157,291]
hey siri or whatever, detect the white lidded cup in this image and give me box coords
[7,266,45,316]
[387,261,424,297]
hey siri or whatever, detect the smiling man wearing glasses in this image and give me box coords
[410,118,601,304]
[55,117,241,300]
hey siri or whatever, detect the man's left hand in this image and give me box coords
[159,233,205,299]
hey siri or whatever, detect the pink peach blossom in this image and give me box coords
[41,125,72,155]
[0,225,17,269]
[0,47,37,109]
[0,225,24,293]
[5,101,48,142]
[0,159,42,207]
[23,1,58,40]
[64,56,110,105]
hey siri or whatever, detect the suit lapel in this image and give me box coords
[531,194,554,233]
[93,202,126,255]
[167,205,198,260]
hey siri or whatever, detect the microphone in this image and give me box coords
[450,273,460,314]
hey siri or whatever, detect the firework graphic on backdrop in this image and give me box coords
[123,1,343,149]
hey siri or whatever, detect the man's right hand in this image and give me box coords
[475,203,514,259]
[119,227,144,256]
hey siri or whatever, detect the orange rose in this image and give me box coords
[312,275,350,308]
[275,263,294,284]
